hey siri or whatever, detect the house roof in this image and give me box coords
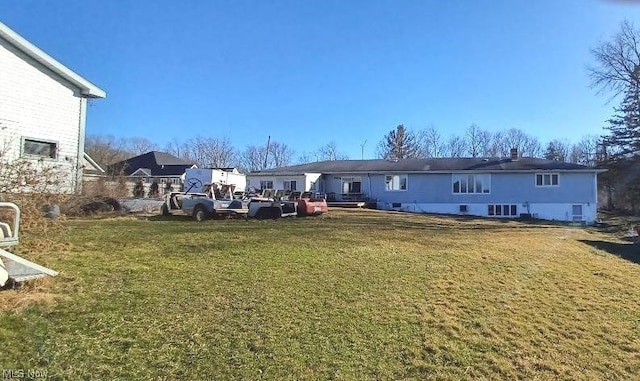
[108,151,195,176]
[0,21,106,98]
[250,158,605,175]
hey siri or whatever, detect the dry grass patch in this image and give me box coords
[0,209,639,379]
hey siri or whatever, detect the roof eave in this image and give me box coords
[0,22,106,99]
[251,168,606,175]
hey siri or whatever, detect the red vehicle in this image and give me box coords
[295,192,329,216]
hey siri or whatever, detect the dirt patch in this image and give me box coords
[0,278,59,312]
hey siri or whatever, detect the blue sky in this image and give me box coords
[2,0,639,159]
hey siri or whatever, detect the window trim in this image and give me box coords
[452,173,491,195]
[21,137,58,160]
[535,173,560,187]
[385,174,408,192]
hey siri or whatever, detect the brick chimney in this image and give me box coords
[510,148,519,161]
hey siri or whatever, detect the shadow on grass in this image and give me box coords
[579,239,640,265]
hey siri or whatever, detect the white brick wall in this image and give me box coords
[0,38,83,193]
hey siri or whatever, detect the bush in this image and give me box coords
[133,180,144,198]
[148,181,159,198]
[0,156,67,255]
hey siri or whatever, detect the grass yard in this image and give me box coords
[1,209,639,380]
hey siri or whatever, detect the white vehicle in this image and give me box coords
[184,168,246,194]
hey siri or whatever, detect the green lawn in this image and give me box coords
[1,209,639,380]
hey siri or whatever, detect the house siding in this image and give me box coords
[367,172,598,222]
[0,37,83,192]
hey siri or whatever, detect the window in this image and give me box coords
[283,180,297,191]
[536,173,559,187]
[452,174,490,194]
[572,204,583,221]
[488,204,518,217]
[22,138,57,159]
[341,177,362,194]
[260,180,273,190]
[385,174,408,191]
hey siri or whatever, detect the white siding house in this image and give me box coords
[0,22,105,193]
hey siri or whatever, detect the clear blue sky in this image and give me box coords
[3,0,639,159]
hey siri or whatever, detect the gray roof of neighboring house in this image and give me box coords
[108,151,195,176]
[0,21,106,98]
[249,158,603,175]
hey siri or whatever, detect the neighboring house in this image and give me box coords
[248,150,606,223]
[107,151,196,193]
[0,22,106,193]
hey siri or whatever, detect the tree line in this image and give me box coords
[376,124,601,166]
[85,135,349,173]
[85,125,601,175]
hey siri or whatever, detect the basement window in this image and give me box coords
[22,138,57,159]
[488,204,518,217]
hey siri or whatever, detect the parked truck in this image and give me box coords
[161,183,248,221]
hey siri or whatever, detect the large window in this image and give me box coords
[22,138,57,159]
[452,174,490,194]
[385,174,408,191]
[341,177,362,194]
[283,180,297,191]
[536,173,559,187]
[259,180,273,190]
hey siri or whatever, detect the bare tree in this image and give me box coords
[317,141,349,161]
[238,145,266,172]
[521,135,543,158]
[296,151,318,164]
[238,140,294,170]
[444,135,467,158]
[185,136,236,167]
[588,20,640,97]
[268,141,294,168]
[569,135,601,166]
[465,124,491,157]
[164,138,192,161]
[128,137,159,155]
[502,128,542,157]
[487,131,508,157]
[85,134,132,167]
[419,126,444,158]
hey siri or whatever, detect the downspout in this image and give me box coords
[76,97,88,194]
[368,173,372,204]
